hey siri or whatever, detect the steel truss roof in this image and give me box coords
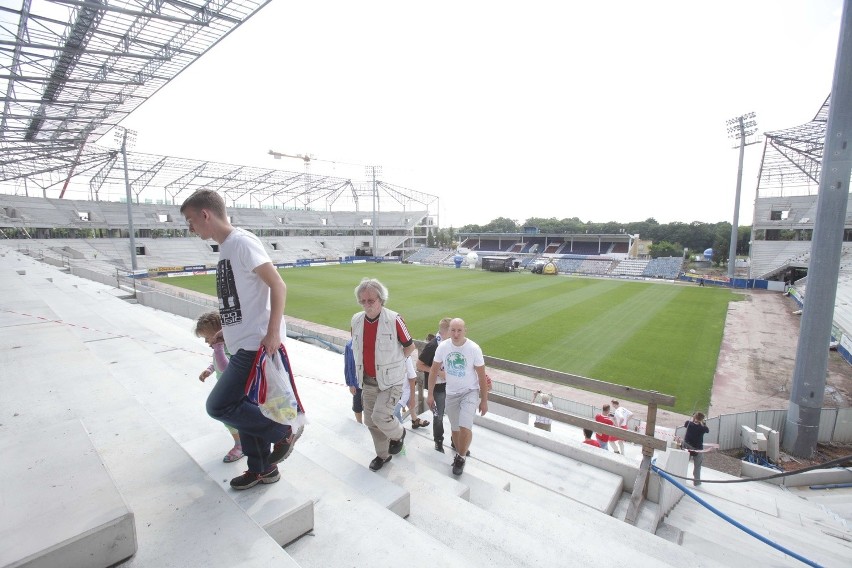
[0,1,439,216]
[82,149,440,212]
[0,0,269,186]
[757,95,830,197]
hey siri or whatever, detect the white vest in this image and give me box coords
[351,307,406,390]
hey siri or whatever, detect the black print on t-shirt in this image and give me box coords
[217,259,241,326]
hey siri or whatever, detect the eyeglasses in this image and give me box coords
[359,298,379,306]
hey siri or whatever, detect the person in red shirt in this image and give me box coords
[595,404,615,451]
[582,428,602,448]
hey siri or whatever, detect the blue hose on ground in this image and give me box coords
[651,459,824,568]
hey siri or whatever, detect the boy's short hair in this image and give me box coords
[602,404,610,413]
[195,310,222,336]
[583,428,593,438]
[694,411,706,422]
[180,189,227,219]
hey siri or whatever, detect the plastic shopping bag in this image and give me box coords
[245,343,307,428]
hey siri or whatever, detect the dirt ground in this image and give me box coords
[666,288,852,474]
[710,290,852,416]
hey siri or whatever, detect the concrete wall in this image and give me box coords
[740,461,852,487]
[136,288,211,321]
[475,413,643,501]
[648,448,688,529]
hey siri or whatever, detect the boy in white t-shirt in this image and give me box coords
[181,189,303,491]
[427,318,488,476]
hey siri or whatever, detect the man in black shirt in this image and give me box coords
[416,317,451,452]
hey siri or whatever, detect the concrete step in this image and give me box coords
[182,431,315,546]
[295,435,410,517]
[465,412,625,513]
[303,416,470,500]
[291,414,566,566]
[281,451,470,568]
[676,531,787,568]
[612,490,662,532]
[288,346,632,517]
[666,497,850,568]
[52,291,317,547]
[0,268,297,568]
[0,420,136,568]
[398,417,721,567]
[294,375,721,567]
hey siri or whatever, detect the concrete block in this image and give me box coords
[781,468,852,488]
[0,420,136,568]
[740,460,783,485]
[650,448,689,528]
[741,425,758,450]
[182,432,314,546]
[757,424,780,463]
[487,400,529,423]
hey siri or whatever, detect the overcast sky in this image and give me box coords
[116,0,844,228]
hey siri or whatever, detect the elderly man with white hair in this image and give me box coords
[350,278,415,472]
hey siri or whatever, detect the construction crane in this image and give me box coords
[268,150,317,209]
[268,150,314,164]
[268,150,314,183]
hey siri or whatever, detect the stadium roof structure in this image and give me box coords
[0,1,439,215]
[75,150,439,213]
[756,95,830,198]
[1,0,270,176]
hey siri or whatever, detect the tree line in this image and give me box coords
[427,216,752,265]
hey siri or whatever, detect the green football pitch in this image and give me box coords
[163,263,742,413]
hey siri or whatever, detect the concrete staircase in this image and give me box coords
[657,463,852,567]
[0,250,298,567]
[4,246,850,568]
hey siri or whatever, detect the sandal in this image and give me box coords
[223,446,245,463]
[412,418,431,429]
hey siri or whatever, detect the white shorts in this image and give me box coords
[445,389,479,431]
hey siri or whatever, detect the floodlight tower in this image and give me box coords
[366,165,382,256]
[725,112,759,279]
[115,126,138,271]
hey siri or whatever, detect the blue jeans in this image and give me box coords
[207,349,291,473]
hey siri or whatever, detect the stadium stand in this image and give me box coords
[578,257,614,275]
[565,241,602,255]
[552,257,584,274]
[405,247,437,263]
[3,247,850,568]
[611,258,650,277]
[643,257,684,279]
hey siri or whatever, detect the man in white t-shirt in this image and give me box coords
[532,391,553,432]
[427,318,488,476]
[610,399,633,455]
[181,190,303,490]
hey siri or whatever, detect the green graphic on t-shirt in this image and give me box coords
[446,351,467,377]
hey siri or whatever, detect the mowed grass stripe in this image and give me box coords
[162,263,739,412]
